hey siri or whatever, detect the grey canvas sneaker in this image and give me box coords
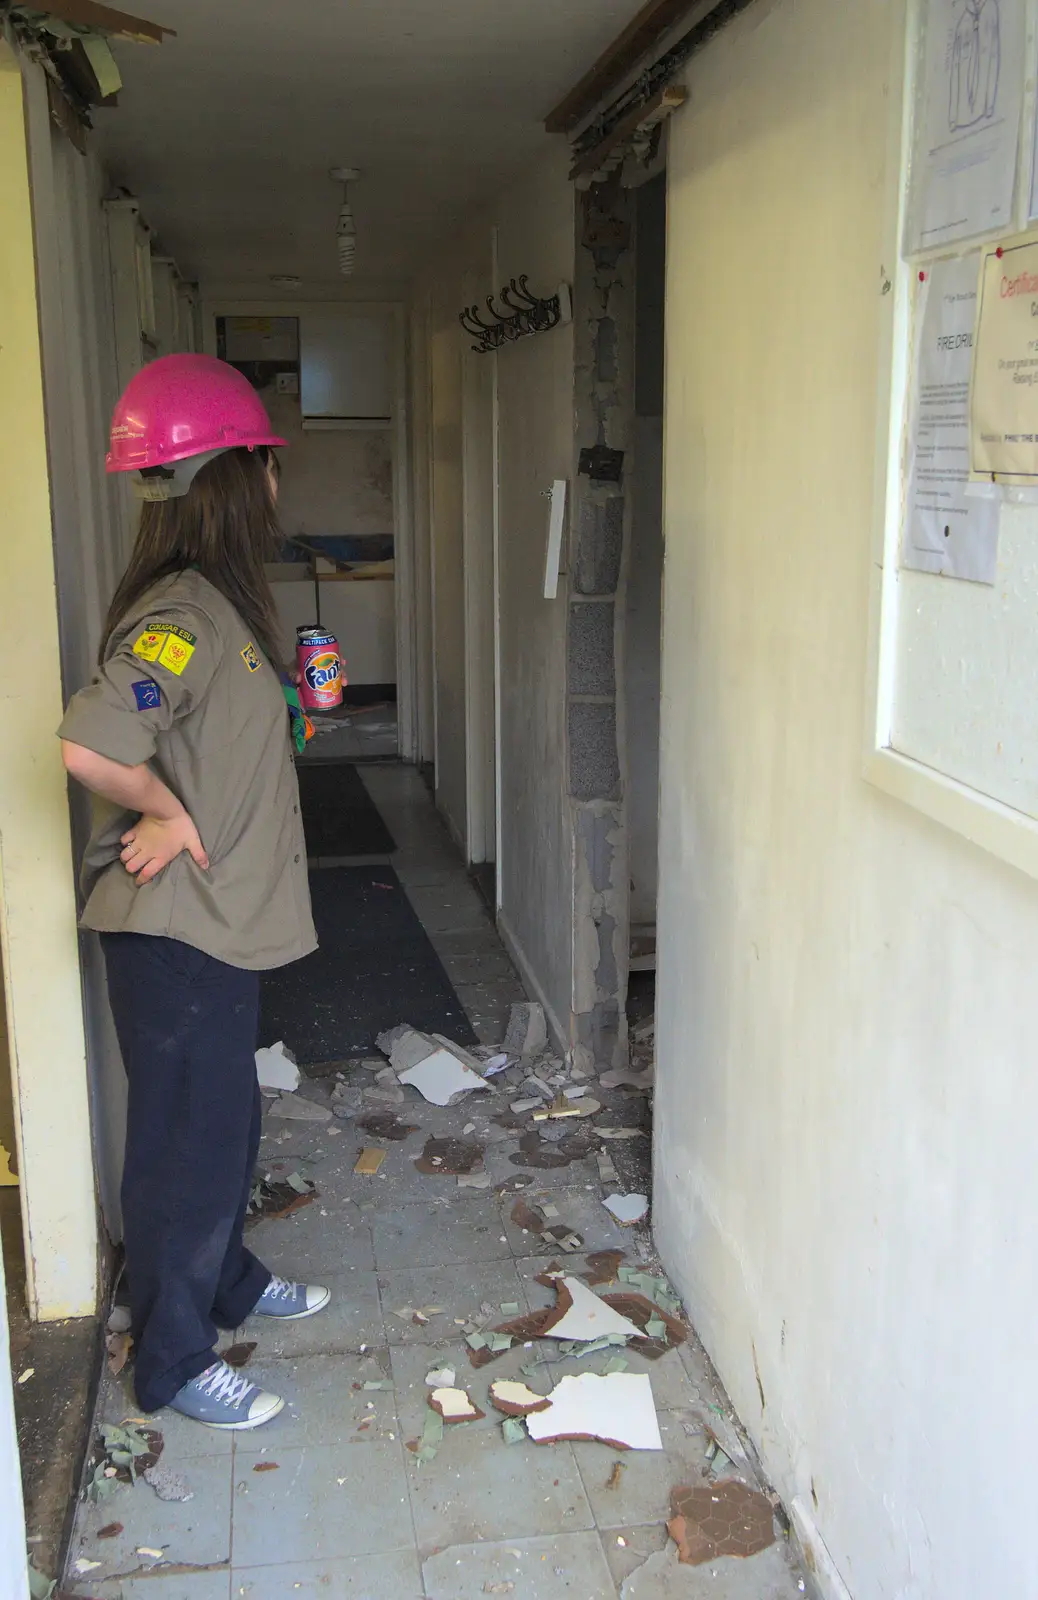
[168,1359,284,1429]
[253,1274,331,1320]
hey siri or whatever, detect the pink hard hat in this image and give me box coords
[106,353,286,476]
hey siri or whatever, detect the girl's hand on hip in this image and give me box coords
[120,814,210,884]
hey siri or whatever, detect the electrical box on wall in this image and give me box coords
[299,307,392,428]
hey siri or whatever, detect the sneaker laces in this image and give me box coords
[266,1274,299,1302]
[198,1360,254,1410]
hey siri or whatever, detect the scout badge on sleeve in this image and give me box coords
[133,622,197,676]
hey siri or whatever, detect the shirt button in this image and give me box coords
[293,804,299,814]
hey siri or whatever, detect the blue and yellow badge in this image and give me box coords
[133,621,197,676]
[240,642,262,673]
[131,678,161,711]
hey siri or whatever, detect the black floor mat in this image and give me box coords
[260,865,477,1064]
[297,762,396,856]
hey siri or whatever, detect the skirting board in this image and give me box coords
[790,1498,854,1600]
[496,908,568,1061]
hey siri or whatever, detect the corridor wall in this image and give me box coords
[654,1,1038,1597]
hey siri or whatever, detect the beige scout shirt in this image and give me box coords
[58,570,316,970]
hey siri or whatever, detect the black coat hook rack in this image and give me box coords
[459,277,572,354]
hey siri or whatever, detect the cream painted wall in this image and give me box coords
[428,293,469,850]
[0,41,98,1319]
[655,2,1038,1597]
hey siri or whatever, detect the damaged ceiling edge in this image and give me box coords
[552,0,761,185]
[4,0,172,141]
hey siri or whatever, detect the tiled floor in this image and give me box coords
[64,766,808,1599]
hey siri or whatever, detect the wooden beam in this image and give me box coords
[35,0,174,43]
[545,0,693,133]
[569,83,686,180]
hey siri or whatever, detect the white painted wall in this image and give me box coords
[1,41,99,1317]
[655,2,1038,1597]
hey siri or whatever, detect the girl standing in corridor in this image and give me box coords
[60,354,327,1429]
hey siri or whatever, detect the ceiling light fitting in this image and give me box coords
[329,166,359,278]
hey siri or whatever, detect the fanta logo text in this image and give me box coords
[304,652,341,691]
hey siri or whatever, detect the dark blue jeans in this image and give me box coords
[101,933,271,1411]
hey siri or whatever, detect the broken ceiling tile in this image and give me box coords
[355,1113,417,1141]
[539,1276,646,1343]
[526,1372,663,1451]
[510,1098,542,1115]
[415,1136,484,1176]
[268,1092,332,1123]
[428,1386,485,1423]
[425,1366,456,1389]
[598,1067,653,1091]
[584,1249,625,1286]
[667,1480,776,1565]
[482,1054,510,1076]
[488,1380,551,1416]
[596,1128,647,1140]
[399,1048,488,1106]
[254,1041,300,1093]
[603,1193,649,1225]
[354,1147,387,1176]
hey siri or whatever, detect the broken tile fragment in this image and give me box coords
[603,1193,649,1225]
[667,1480,776,1565]
[539,1277,646,1343]
[354,1147,387,1175]
[268,1092,332,1123]
[428,1386,485,1422]
[399,1048,488,1106]
[415,1136,484,1175]
[355,1113,418,1141]
[255,1040,300,1093]
[143,1463,193,1501]
[526,1372,662,1450]
[488,1379,551,1416]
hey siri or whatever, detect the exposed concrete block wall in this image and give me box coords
[566,179,635,1073]
[493,146,577,1037]
[655,0,1038,1595]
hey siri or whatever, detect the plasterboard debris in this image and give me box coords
[354,1147,387,1175]
[526,1372,662,1450]
[501,1417,526,1445]
[502,1002,547,1059]
[255,1040,300,1093]
[246,1172,317,1222]
[539,1276,645,1343]
[596,1127,646,1140]
[431,1033,486,1073]
[458,1171,494,1188]
[399,1048,488,1106]
[603,1193,649,1225]
[482,1054,510,1076]
[106,1304,132,1335]
[667,1480,776,1564]
[597,1152,620,1184]
[221,1342,256,1368]
[415,1136,484,1175]
[584,1249,625,1286]
[522,1073,553,1098]
[429,1386,484,1422]
[73,1559,102,1575]
[488,1380,551,1416]
[630,1016,655,1042]
[356,1113,418,1141]
[425,1365,456,1388]
[599,1066,653,1091]
[143,1463,193,1502]
[106,1331,133,1375]
[268,1092,332,1123]
[510,1098,542,1115]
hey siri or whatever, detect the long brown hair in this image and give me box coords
[100,446,285,666]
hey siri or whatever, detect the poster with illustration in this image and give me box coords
[906,0,1024,253]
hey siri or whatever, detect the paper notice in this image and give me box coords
[970,231,1038,481]
[906,0,1024,254]
[904,252,999,582]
